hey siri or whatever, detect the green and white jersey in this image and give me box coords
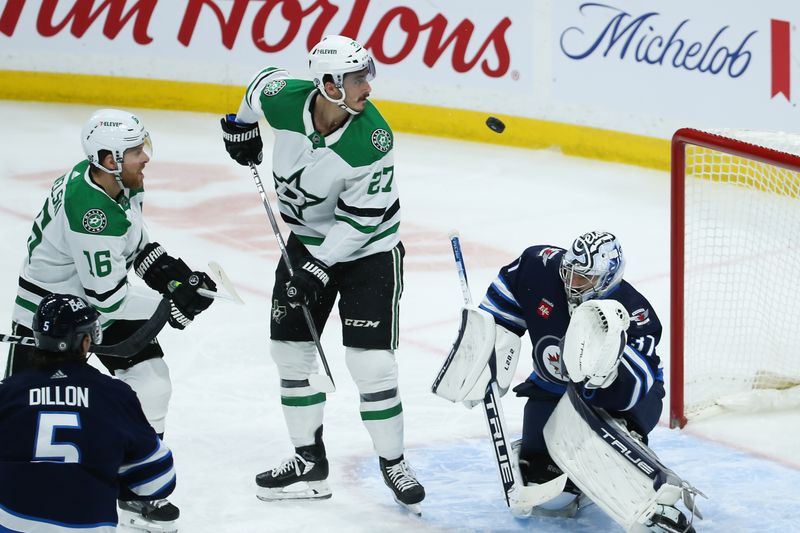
[237,67,400,266]
[13,160,160,328]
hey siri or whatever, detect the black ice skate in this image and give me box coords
[256,427,331,501]
[379,455,425,516]
[117,498,179,533]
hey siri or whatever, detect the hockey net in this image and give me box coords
[670,128,800,428]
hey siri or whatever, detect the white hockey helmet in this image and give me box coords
[308,35,375,115]
[81,108,152,175]
[559,231,626,310]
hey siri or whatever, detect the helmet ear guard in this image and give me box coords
[32,294,102,354]
[559,231,625,310]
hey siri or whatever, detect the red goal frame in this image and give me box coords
[670,128,800,428]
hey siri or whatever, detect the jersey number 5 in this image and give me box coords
[34,412,82,463]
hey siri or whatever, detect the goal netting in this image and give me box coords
[670,128,800,428]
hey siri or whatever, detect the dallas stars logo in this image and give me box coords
[271,299,287,323]
[273,168,324,220]
[82,209,107,234]
[263,79,286,96]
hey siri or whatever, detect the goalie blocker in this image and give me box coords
[431,305,521,404]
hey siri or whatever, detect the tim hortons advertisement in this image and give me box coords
[0,0,533,93]
[552,1,800,131]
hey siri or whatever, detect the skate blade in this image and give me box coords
[393,497,422,517]
[118,510,178,533]
[256,480,332,501]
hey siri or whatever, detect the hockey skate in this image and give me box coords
[379,455,425,516]
[117,499,179,533]
[644,504,696,533]
[256,428,331,501]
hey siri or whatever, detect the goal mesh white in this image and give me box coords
[670,128,800,427]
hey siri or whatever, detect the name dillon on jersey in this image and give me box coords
[29,385,89,407]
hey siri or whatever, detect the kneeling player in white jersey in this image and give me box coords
[435,232,703,532]
[220,35,424,513]
[5,109,216,531]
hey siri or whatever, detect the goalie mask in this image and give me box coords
[81,108,152,178]
[32,294,102,354]
[559,231,625,311]
[308,35,376,115]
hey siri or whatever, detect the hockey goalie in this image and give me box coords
[436,299,703,532]
[433,233,705,532]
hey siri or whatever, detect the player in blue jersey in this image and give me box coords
[434,231,698,532]
[478,232,664,510]
[0,294,176,533]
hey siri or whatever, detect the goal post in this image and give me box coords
[670,128,800,428]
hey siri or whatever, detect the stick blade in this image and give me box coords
[208,261,245,305]
[308,374,336,394]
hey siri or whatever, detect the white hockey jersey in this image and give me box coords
[13,160,160,328]
[236,67,401,266]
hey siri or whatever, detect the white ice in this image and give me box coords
[1,102,798,532]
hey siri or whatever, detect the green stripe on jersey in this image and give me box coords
[15,296,37,313]
[334,214,378,234]
[364,222,400,246]
[295,234,324,246]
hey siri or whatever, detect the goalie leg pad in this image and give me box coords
[543,385,702,532]
[431,305,495,402]
[271,340,325,448]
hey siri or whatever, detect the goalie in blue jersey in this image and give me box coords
[0,294,176,533]
[435,231,702,532]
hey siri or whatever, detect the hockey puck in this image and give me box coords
[485,116,505,134]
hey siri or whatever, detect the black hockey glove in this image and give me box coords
[167,271,216,330]
[134,242,193,295]
[286,258,330,307]
[220,114,263,166]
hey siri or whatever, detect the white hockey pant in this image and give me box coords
[114,357,172,434]
[271,340,325,448]
[346,347,404,460]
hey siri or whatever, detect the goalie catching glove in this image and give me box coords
[562,299,630,389]
[220,114,263,166]
[432,305,521,405]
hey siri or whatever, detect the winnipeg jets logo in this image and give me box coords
[538,247,560,266]
[82,209,107,233]
[533,335,568,383]
[273,169,325,220]
[631,307,650,326]
[271,299,287,323]
[371,129,392,153]
[263,79,286,96]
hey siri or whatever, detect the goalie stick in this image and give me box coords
[436,232,567,509]
[248,162,335,394]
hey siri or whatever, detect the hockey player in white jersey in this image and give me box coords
[5,108,216,531]
[221,35,424,513]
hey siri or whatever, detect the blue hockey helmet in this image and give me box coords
[32,294,102,353]
[559,231,626,310]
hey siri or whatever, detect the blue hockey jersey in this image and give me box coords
[0,362,175,532]
[479,245,663,412]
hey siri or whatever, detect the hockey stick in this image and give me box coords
[207,261,244,304]
[1,297,170,359]
[446,231,568,510]
[248,162,335,393]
